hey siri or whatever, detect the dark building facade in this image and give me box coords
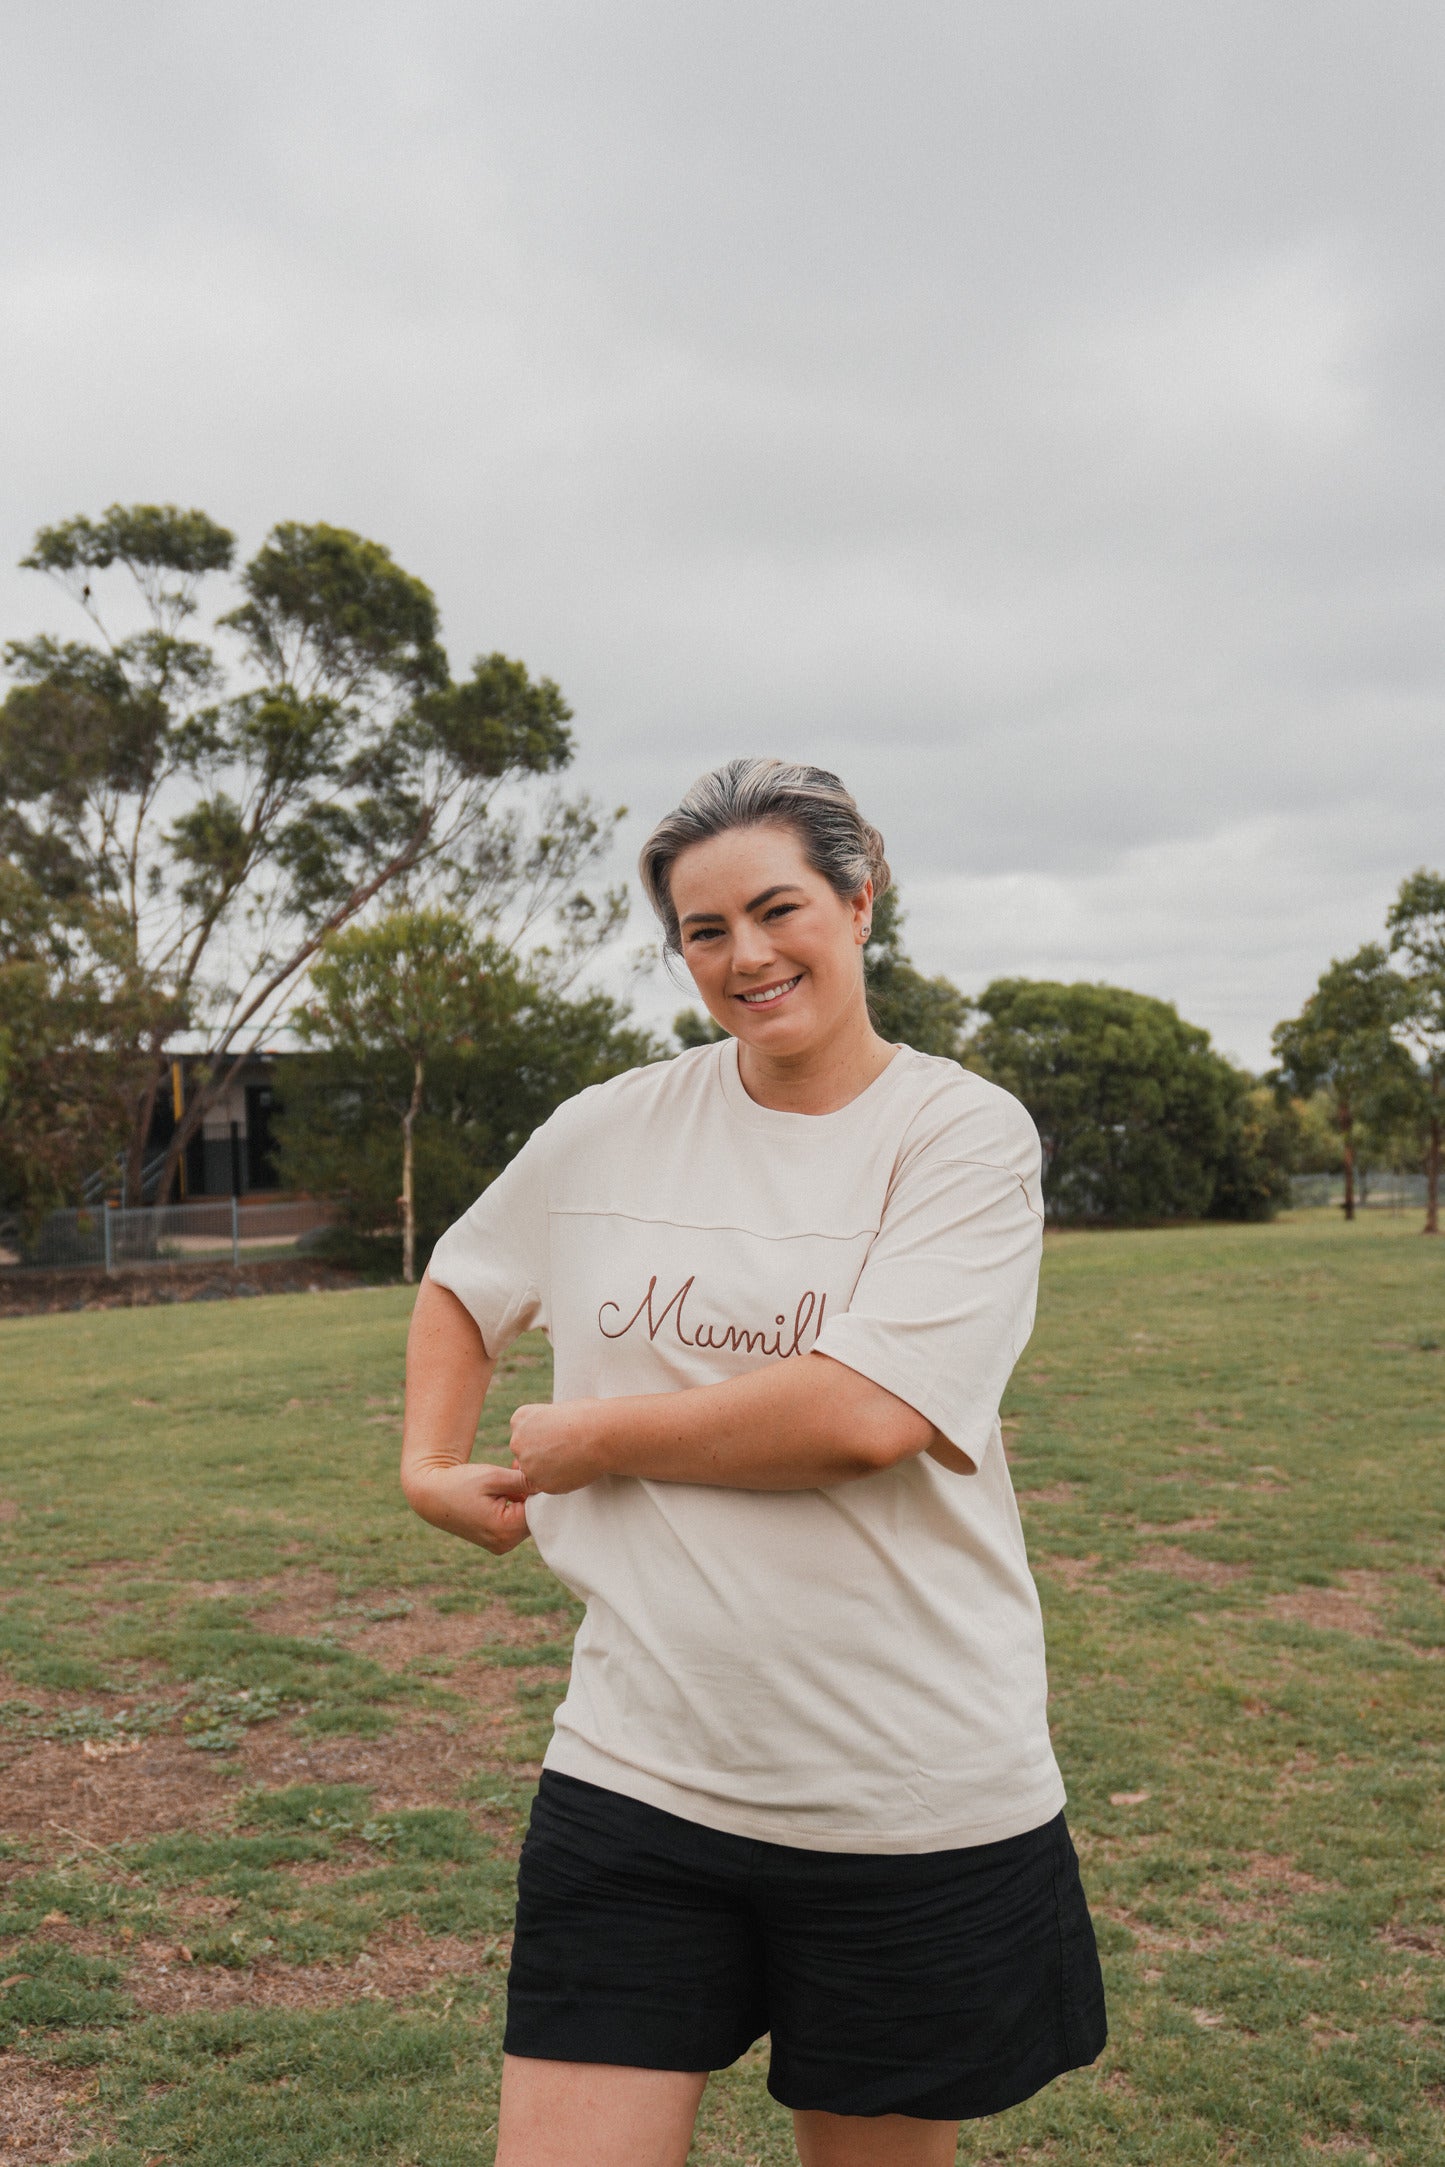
[144,1053,285,1198]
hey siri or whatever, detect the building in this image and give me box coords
[143,1051,285,1199]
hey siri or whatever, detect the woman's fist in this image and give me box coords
[510,1400,611,1494]
[403,1460,531,1555]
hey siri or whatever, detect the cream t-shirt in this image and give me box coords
[428,1039,1064,1853]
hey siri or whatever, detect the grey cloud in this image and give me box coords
[4,1,1444,1071]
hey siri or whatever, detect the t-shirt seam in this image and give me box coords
[896,1156,1044,1229]
[546,1207,881,1242]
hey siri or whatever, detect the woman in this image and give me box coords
[402,759,1106,2167]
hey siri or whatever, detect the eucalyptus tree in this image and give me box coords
[0,505,623,1202]
[967,978,1286,1223]
[282,914,656,1277]
[0,861,178,1230]
[297,911,493,1284]
[1271,945,1413,1221]
[1386,868,1445,1235]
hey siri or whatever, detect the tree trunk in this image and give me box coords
[400,1055,424,1286]
[1341,1108,1355,1221]
[124,1052,167,1204]
[1426,1105,1441,1237]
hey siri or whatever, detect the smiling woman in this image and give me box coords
[402,758,1107,2167]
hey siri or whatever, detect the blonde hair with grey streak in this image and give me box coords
[639,757,891,956]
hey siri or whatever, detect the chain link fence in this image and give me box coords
[0,1198,338,1274]
[1289,1172,1430,1212]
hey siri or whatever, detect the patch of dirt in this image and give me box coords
[0,1501,19,1526]
[0,1732,244,1847]
[1305,2017,1358,2048]
[236,1686,560,1819]
[1096,2067,1136,2096]
[0,2054,99,2164]
[1094,1903,1223,1955]
[0,1670,557,1860]
[1132,1545,1249,1588]
[0,1260,371,1319]
[349,1599,562,1668]
[1016,1482,1079,1506]
[168,1892,242,1923]
[241,1575,572,1666]
[1268,1571,1389,1638]
[1376,1920,1444,1957]
[121,1925,504,2015]
[1034,1554,1101,1592]
[1233,1852,1334,1895]
[1204,1852,1338,1926]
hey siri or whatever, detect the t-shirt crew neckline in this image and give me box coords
[715,1034,910,1131]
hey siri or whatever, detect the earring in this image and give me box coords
[861,924,871,940]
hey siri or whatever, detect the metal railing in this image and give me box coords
[0,1197,338,1274]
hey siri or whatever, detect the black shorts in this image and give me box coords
[505,1771,1107,2121]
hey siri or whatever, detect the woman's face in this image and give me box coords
[668,822,872,1058]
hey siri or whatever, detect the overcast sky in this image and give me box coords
[5,1,1443,1066]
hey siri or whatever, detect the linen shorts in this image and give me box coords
[504,1771,1107,2121]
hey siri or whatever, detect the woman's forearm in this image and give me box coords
[402,1276,531,1552]
[510,1351,943,1494]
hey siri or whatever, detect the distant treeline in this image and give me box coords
[688,873,1444,1237]
[3,503,1440,1262]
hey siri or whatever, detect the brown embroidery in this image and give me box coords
[598,1274,827,1357]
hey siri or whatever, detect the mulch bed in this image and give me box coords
[0,1261,372,1318]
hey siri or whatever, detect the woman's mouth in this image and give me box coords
[736,974,803,1009]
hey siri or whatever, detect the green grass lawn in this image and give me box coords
[1,1212,1442,2165]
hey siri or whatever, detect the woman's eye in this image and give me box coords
[764,903,799,921]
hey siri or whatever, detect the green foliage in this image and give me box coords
[966,978,1286,1223]
[1202,1081,1297,1223]
[673,1005,727,1048]
[1271,944,1412,1115]
[0,861,177,1225]
[21,501,235,633]
[219,520,447,699]
[1272,944,1416,1218]
[421,650,574,780]
[862,887,972,1056]
[1386,867,1445,1228]
[277,956,659,1267]
[298,910,498,1072]
[1,504,617,1206]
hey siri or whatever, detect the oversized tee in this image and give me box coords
[428,1039,1065,1853]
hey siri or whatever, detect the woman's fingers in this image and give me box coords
[476,1462,531,1500]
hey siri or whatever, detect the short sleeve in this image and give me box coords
[426,1120,555,1356]
[814,1108,1044,1470]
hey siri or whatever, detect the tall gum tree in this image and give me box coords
[0,505,624,1202]
[1271,945,1413,1222]
[297,911,498,1284]
[1386,868,1445,1235]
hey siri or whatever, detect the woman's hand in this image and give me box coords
[403,1459,531,1555]
[510,1399,615,1494]
[402,1277,534,1553]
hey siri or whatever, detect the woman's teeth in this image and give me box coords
[738,975,802,1006]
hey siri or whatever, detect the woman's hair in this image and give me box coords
[639,757,891,955]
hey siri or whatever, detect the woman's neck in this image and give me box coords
[735,999,898,1115]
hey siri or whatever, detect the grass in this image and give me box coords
[0,1212,1441,2163]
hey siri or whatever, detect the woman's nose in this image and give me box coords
[731,920,776,972]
